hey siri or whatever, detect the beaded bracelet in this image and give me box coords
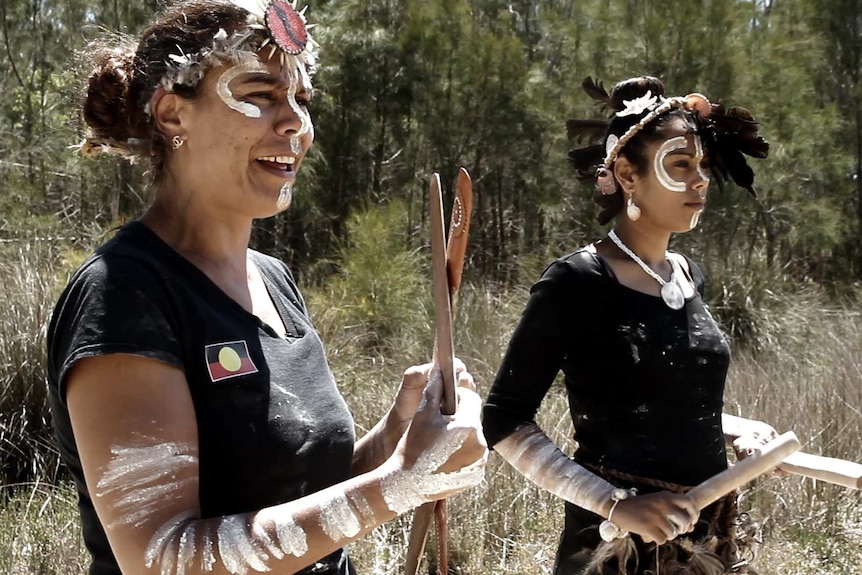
[598,487,638,542]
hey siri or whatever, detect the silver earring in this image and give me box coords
[171,135,185,150]
[626,196,641,221]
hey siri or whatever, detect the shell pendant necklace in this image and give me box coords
[607,229,685,310]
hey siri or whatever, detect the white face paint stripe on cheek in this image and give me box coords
[216,64,268,119]
[654,136,689,193]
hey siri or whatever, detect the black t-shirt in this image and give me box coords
[47,221,356,575]
[483,248,731,486]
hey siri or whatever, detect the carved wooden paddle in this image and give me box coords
[405,168,473,575]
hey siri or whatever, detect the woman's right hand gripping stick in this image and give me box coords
[380,367,488,514]
[612,490,700,545]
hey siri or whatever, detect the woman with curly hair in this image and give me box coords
[47,2,487,574]
[483,76,773,575]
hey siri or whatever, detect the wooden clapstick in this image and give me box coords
[779,451,862,490]
[688,431,801,510]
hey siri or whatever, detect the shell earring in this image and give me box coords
[626,195,641,221]
[171,135,185,150]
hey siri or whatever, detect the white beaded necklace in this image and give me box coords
[607,230,685,310]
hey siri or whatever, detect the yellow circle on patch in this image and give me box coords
[218,347,242,372]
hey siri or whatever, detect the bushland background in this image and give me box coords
[1,0,861,573]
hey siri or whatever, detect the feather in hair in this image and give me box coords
[581,76,610,105]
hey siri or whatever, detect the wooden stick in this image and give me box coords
[405,169,473,575]
[688,431,801,510]
[405,503,434,575]
[429,172,456,415]
[779,451,862,490]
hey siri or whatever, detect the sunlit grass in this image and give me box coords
[1,228,861,573]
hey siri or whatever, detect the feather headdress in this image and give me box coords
[567,76,769,199]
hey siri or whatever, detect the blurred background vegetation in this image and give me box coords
[1,0,862,572]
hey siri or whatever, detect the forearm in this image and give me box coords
[493,423,616,517]
[118,465,402,575]
[351,407,408,476]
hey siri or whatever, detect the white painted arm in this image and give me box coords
[66,355,485,575]
[493,423,616,517]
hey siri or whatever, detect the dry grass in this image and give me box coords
[1,233,861,573]
[0,481,89,575]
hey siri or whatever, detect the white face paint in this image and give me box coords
[694,134,710,184]
[276,182,292,211]
[654,134,711,195]
[216,63,269,118]
[690,210,702,230]
[654,136,689,192]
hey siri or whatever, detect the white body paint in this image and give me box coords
[494,423,615,516]
[217,516,270,574]
[318,492,362,540]
[380,374,487,514]
[96,442,198,528]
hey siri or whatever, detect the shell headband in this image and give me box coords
[154,0,318,101]
[567,77,769,199]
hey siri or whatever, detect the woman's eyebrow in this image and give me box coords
[235,75,281,88]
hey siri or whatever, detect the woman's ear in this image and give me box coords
[150,87,186,140]
[613,155,638,195]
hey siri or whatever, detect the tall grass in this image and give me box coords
[0,241,78,486]
[1,215,861,573]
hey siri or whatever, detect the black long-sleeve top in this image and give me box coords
[483,248,731,487]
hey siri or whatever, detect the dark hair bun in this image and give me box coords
[82,44,143,144]
[608,76,666,113]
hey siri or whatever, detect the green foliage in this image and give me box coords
[306,199,430,357]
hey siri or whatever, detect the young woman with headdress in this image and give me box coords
[46,2,487,574]
[482,76,775,574]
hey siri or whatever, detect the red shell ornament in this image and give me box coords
[265,0,308,55]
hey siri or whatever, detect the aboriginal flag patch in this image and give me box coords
[205,340,258,382]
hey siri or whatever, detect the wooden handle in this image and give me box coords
[688,431,801,510]
[405,502,435,575]
[429,173,456,416]
[779,451,862,490]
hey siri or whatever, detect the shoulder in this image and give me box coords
[61,225,175,305]
[532,246,606,292]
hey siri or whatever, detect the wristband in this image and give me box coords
[598,487,637,542]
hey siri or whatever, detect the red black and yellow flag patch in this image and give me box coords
[204,340,258,382]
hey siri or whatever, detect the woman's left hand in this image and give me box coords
[730,418,779,460]
[392,358,474,424]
